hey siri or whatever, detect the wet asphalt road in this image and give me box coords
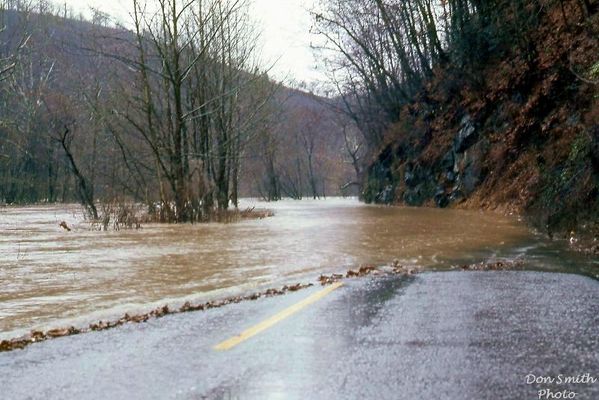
[1,271,598,400]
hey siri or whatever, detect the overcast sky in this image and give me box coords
[59,0,324,85]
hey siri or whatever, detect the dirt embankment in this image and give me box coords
[363,1,599,245]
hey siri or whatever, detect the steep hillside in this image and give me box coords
[363,1,599,241]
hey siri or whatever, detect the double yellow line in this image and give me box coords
[214,282,344,351]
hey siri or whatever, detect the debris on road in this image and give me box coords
[320,262,421,286]
[0,282,313,353]
[0,257,531,353]
[458,259,525,271]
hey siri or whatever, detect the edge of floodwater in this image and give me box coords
[4,259,590,354]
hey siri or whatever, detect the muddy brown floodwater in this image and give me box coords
[0,198,596,340]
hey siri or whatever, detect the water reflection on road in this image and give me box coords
[0,198,594,339]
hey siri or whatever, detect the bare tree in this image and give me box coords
[55,124,98,219]
[116,0,273,221]
[0,0,30,82]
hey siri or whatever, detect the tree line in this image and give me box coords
[0,0,355,223]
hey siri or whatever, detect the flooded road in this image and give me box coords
[1,272,597,400]
[0,198,595,339]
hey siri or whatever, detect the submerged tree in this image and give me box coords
[116,0,273,222]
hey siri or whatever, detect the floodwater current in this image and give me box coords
[0,198,596,339]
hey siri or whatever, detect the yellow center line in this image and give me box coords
[213,281,344,351]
